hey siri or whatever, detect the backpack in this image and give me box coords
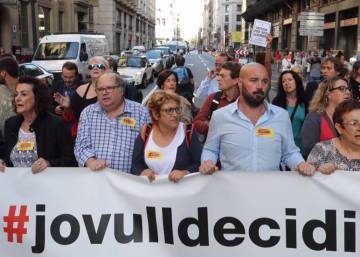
[208,91,222,120]
[172,66,189,84]
[172,66,194,104]
[140,123,194,150]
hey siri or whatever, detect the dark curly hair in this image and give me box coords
[272,70,306,109]
[15,76,50,115]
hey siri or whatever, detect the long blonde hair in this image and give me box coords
[308,77,347,113]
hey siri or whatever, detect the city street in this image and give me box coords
[141,51,280,107]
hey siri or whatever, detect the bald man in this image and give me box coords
[200,63,315,175]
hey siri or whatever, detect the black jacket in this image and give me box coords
[4,112,77,167]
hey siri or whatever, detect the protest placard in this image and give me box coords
[249,19,271,47]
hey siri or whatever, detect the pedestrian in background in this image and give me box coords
[0,56,18,133]
[157,70,193,124]
[53,56,109,137]
[349,61,360,100]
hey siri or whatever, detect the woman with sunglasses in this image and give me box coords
[131,90,202,183]
[54,56,109,137]
[301,77,352,158]
[305,100,360,174]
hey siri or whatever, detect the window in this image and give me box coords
[33,42,80,60]
[225,5,229,13]
[236,24,241,31]
[224,25,228,32]
[236,15,241,21]
[225,15,229,22]
[237,4,242,12]
[58,12,63,32]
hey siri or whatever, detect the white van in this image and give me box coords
[32,33,109,81]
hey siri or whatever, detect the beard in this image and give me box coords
[242,86,266,107]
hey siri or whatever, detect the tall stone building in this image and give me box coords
[202,0,246,50]
[0,0,155,59]
[242,0,360,58]
[0,0,96,59]
[94,0,156,53]
[155,0,181,45]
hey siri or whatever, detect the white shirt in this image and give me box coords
[144,123,185,175]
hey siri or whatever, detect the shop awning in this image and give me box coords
[242,0,284,22]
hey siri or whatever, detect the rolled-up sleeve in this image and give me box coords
[74,109,95,167]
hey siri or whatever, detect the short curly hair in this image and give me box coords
[147,90,180,123]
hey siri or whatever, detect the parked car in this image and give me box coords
[145,49,164,75]
[117,55,153,88]
[154,46,174,68]
[19,63,54,87]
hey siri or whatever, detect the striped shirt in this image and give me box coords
[75,100,151,172]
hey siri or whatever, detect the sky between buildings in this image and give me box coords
[178,0,204,40]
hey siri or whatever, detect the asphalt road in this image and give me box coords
[140,51,280,106]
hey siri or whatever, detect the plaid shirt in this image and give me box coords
[75,100,151,172]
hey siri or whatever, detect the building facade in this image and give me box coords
[0,0,155,59]
[95,0,156,53]
[155,0,181,45]
[0,0,96,60]
[202,0,246,50]
[243,0,360,58]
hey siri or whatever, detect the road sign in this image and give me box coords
[299,20,324,27]
[239,49,249,56]
[299,30,323,37]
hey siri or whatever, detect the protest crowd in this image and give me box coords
[1,35,360,181]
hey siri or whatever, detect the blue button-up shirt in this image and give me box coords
[201,101,304,171]
[75,100,151,172]
[195,77,220,103]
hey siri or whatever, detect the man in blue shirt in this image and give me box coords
[195,53,231,104]
[75,72,151,172]
[200,63,315,175]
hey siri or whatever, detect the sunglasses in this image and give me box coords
[88,63,106,70]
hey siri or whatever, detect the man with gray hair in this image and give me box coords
[75,72,151,172]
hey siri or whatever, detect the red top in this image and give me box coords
[194,92,235,136]
[274,52,282,61]
[320,114,337,142]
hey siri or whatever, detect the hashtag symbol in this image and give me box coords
[3,205,29,243]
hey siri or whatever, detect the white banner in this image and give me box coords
[0,168,360,256]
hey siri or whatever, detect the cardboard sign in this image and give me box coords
[249,19,271,47]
